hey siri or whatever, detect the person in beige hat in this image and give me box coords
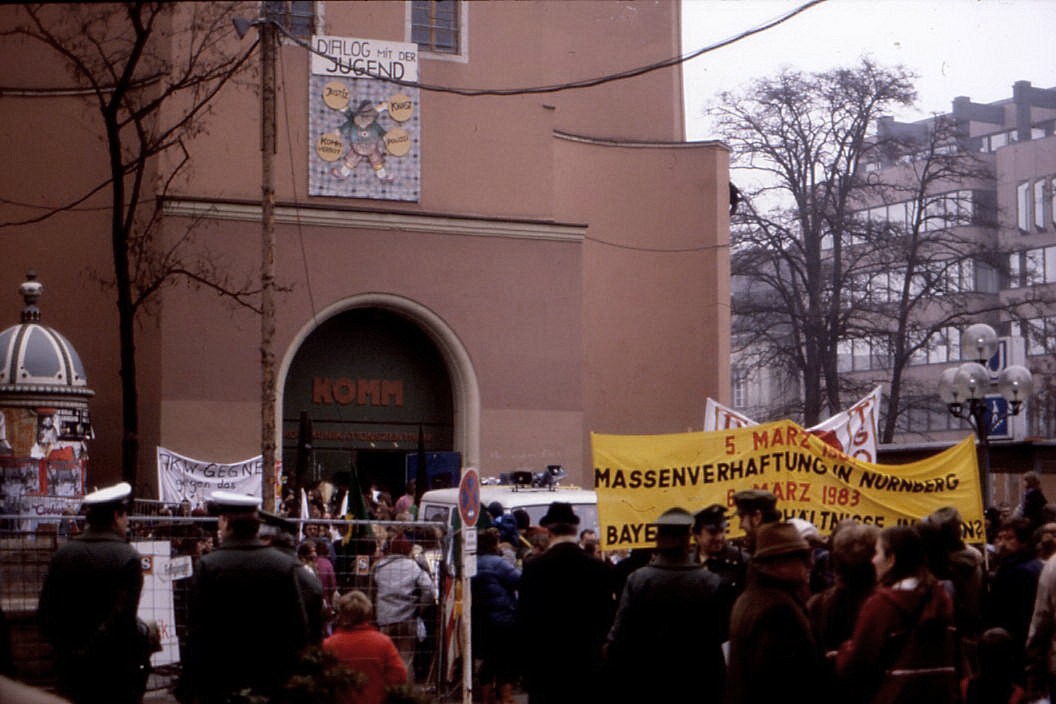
[725,522,827,704]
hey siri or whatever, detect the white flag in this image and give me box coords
[703,386,882,462]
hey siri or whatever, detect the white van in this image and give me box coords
[417,484,599,535]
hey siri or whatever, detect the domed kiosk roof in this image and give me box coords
[0,272,93,400]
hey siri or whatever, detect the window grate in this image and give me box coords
[411,0,461,54]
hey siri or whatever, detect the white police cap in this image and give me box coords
[208,490,262,513]
[82,481,132,507]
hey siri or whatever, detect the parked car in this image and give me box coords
[417,484,599,535]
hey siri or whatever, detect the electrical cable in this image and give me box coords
[2,1,823,99]
[273,0,826,96]
[582,234,730,253]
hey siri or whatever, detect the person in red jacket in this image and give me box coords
[323,590,407,704]
[836,524,959,704]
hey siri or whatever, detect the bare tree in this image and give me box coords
[1,3,260,485]
[719,60,1053,440]
[715,59,917,425]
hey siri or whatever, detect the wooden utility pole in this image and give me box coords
[260,16,278,511]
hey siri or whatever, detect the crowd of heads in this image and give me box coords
[42,469,1056,704]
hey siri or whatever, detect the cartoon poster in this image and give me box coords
[308,35,420,202]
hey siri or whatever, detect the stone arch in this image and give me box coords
[276,293,480,470]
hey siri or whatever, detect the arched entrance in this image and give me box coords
[278,296,479,513]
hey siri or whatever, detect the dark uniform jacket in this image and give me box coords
[606,556,726,703]
[726,568,828,704]
[516,539,615,704]
[704,544,749,596]
[38,527,148,704]
[187,536,311,703]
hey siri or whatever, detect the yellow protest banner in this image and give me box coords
[591,420,984,550]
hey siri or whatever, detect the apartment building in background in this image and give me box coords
[731,81,1056,497]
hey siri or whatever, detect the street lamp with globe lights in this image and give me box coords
[937,323,1033,507]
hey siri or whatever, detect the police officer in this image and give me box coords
[606,508,726,703]
[260,510,325,643]
[186,491,312,703]
[38,482,156,704]
[732,489,780,555]
[693,503,748,597]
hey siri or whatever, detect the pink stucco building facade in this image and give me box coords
[0,1,729,497]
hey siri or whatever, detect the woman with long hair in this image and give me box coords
[835,524,959,704]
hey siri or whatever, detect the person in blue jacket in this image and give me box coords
[472,527,521,704]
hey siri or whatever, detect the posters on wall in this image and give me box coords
[308,35,420,202]
[592,419,984,550]
[0,456,85,524]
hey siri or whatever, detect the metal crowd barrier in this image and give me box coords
[0,512,459,702]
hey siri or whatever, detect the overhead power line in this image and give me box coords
[276,0,827,96]
[1,1,824,99]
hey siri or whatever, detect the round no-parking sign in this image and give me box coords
[458,467,480,527]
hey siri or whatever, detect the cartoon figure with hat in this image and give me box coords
[330,99,395,182]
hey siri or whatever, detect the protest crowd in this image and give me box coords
[13,470,1056,704]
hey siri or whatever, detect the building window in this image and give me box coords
[1035,180,1046,230]
[1018,182,1032,231]
[1012,317,1056,356]
[980,130,1016,152]
[411,0,463,55]
[1010,246,1056,289]
[837,336,890,372]
[856,191,972,233]
[732,368,747,408]
[915,326,960,365]
[264,1,315,38]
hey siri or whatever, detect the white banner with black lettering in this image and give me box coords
[156,447,263,507]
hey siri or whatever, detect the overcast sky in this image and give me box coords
[682,0,1056,141]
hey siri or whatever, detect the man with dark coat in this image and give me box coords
[1022,471,1049,534]
[606,508,726,703]
[186,491,312,703]
[38,482,155,704]
[516,501,615,704]
[694,503,748,598]
[726,521,828,704]
[259,510,326,644]
[986,516,1044,679]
